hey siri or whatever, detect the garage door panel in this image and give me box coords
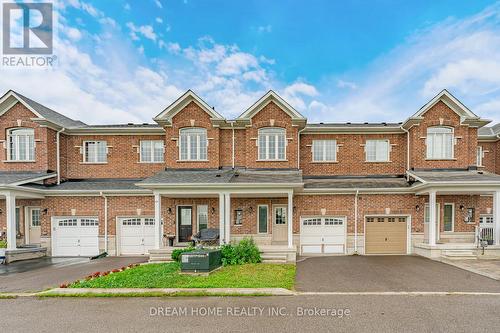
[324,245,344,254]
[120,217,155,255]
[365,217,407,255]
[52,217,99,257]
[302,245,322,254]
[300,217,346,255]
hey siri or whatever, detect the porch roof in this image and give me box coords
[20,178,149,193]
[408,170,500,184]
[0,171,56,186]
[138,168,303,188]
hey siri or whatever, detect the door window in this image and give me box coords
[275,207,286,225]
[258,205,268,233]
[31,208,41,227]
[180,208,192,225]
[197,205,208,231]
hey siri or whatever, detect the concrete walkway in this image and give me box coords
[0,256,147,293]
[439,259,500,280]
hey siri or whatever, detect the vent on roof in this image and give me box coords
[215,174,221,177]
[364,122,368,124]
[346,122,351,124]
[127,123,134,126]
[142,123,149,125]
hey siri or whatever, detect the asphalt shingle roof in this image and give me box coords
[306,122,402,128]
[22,178,145,191]
[409,170,500,183]
[14,91,86,128]
[303,176,410,189]
[0,171,55,186]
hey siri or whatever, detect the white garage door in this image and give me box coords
[52,217,99,257]
[300,216,346,255]
[120,217,155,255]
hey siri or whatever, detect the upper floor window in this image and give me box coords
[8,128,35,161]
[258,127,286,160]
[426,127,453,159]
[179,128,207,161]
[140,140,164,163]
[365,139,390,162]
[476,146,483,167]
[312,140,336,162]
[84,141,107,163]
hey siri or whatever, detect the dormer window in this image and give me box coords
[426,127,454,159]
[7,128,35,161]
[258,127,286,161]
[179,128,207,161]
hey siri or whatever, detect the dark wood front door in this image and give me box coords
[178,206,193,242]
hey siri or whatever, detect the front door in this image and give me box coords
[178,206,193,243]
[272,205,288,243]
[27,207,41,244]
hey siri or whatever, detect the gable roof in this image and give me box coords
[0,90,86,129]
[237,90,306,122]
[153,90,225,126]
[402,89,490,129]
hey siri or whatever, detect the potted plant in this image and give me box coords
[0,240,6,262]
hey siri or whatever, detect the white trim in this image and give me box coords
[363,214,412,255]
[443,203,455,233]
[116,215,155,256]
[237,90,305,120]
[299,215,347,255]
[0,91,45,119]
[83,140,108,163]
[196,204,208,232]
[176,205,193,244]
[139,140,164,163]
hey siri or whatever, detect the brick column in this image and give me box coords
[494,190,500,246]
[5,191,17,250]
[428,190,437,246]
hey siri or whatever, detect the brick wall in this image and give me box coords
[479,141,497,173]
[63,134,166,179]
[409,101,477,170]
[164,101,220,169]
[0,102,54,172]
[300,133,406,176]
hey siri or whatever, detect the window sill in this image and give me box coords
[256,159,288,162]
[138,161,164,164]
[80,162,108,165]
[311,161,338,164]
[176,160,209,162]
[425,158,456,161]
[364,160,392,163]
[2,160,36,163]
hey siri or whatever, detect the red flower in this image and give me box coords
[59,283,68,288]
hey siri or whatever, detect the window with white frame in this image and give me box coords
[312,140,336,162]
[426,127,454,159]
[258,127,286,160]
[179,128,207,161]
[476,146,483,166]
[140,140,164,163]
[7,128,35,161]
[365,140,390,162]
[84,141,107,163]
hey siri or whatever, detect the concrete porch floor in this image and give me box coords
[438,258,500,280]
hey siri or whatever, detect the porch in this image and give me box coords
[409,170,500,259]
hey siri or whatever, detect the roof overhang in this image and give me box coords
[63,127,165,135]
[402,89,491,130]
[302,126,404,134]
[137,182,304,191]
[0,90,45,119]
[153,90,225,127]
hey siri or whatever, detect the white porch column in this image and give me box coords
[428,190,437,246]
[224,193,231,244]
[287,191,293,249]
[219,193,225,245]
[154,192,162,249]
[5,191,17,250]
[494,190,500,246]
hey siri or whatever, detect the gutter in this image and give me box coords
[297,127,306,169]
[231,121,235,169]
[100,191,108,253]
[354,189,359,254]
[56,128,65,185]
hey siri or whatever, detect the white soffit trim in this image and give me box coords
[0,90,45,119]
[237,90,306,120]
[153,90,225,123]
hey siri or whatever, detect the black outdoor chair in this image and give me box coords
[191,228,220,246]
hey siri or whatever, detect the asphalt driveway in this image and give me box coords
[0,256,147,293]
[295,255,500,292]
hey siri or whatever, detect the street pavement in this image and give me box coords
[1,294,499,332]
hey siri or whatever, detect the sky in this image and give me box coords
[1,0,500,125]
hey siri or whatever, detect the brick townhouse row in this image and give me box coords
[0,88,500,261]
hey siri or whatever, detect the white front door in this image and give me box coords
[52,217,99,257]
[120,217,155,255]
[27,207,41,244]
[272,205,288,242]
[300,217,346,254]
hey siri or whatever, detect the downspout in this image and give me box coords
[400,125,410,178]
[231,121,235,169]
[297,127,306,169]
[100,191,108,253]
[354,189,359,254]
[56,128,65,185]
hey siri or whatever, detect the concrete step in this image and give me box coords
[148,247,184,263]
[441,249,477,260]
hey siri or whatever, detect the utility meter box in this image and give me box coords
[180,249,222,273]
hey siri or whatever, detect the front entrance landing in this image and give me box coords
[295,256,500,292]
[438,258,500,281]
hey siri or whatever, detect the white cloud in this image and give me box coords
[154,0,163,9]
[65,27,82,41]
[257,25,272,33]
[124,3,131,11]
[126,22,157,41]
[337,79,357,90]
[156,17,163,24]
[166,42,181,54]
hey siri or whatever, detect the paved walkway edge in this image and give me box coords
[434,258,500,281]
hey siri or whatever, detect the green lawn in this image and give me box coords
[70,263,295,289]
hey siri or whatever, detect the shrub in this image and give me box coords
[171,245,195,262]
[221,238,261,266]
[0,240,6,248]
